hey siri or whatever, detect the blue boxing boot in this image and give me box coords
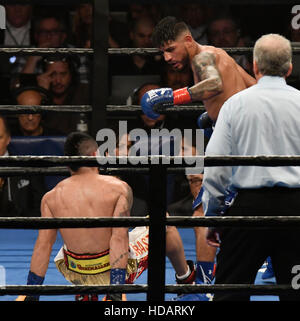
[262,256,274,280]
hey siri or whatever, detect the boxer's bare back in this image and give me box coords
[45,170,132,253]
[30,168,132,277]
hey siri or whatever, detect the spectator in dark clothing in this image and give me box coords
[0,115,46,217]
[104,122,149,217]
[167,135,204,216]
[207,15,252,74]
[71,3,92,48]
[179,3,209,45]
[161,63,193,91]
[36,55,90,135]
[167,188,193,216]
[10,86,62,136]
[110,16,163,76]
[0,4,33,47]
[0,4,34,104]
[13,13,90,85]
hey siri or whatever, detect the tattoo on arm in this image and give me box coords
[111,251,128,268]
[189,51,223,101]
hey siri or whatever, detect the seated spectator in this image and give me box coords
[35,55,89,135]
[179,3,209,45]
[13,13,90,84]
[207,15,252,74]
[0,115,46,217]
[110,16,163,77]
[109,10,131,48]
[1,3,33,46]
[71,3,92,48]
[286,21,300,89]
[126,3,163,24]
[105,122,149,216]
[0,3,34,105]
[10,86,61,136]
[168,134,204,216]
[126,3,149,23]
[161,63,193,90]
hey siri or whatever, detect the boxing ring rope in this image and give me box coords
[0,104,204,114]
[0,284,295,297]
[1,155,300,300]
[0,48,93,55]
[0,105,92,114]
[1,216,300,229]
[0,155,300,167]
[107,46,300,56]
[2,46,300,56]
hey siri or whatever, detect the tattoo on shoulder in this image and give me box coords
[193,51,216,67]
[189,51,223,101]
[192,52,217,78]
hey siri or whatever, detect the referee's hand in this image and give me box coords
[206,227,221,248]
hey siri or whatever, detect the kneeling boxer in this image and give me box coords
[18,132,195,301]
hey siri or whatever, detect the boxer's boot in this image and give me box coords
[173,261,215,301]
[75,294,98,301]
[175,260,196,286]
[262,256,274,280]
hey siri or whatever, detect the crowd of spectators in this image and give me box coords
[0,2,298,217]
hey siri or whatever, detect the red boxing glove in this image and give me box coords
[173,87,192,105]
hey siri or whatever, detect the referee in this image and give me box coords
[202,33,300,301]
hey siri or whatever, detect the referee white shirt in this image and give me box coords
[202,75,300,217]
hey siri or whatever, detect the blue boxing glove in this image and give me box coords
[197,112,214,139]
[140,87,174,120]
[141,87,192,120]
[104,268,126,301]
[16,271,44,301]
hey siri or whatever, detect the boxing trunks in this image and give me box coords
[54,225,149,285]
[126,225,149,284]
[63,247,110,275]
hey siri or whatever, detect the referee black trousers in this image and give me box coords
[213,187,300,301]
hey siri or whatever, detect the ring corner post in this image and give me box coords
[91,0,109,138]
